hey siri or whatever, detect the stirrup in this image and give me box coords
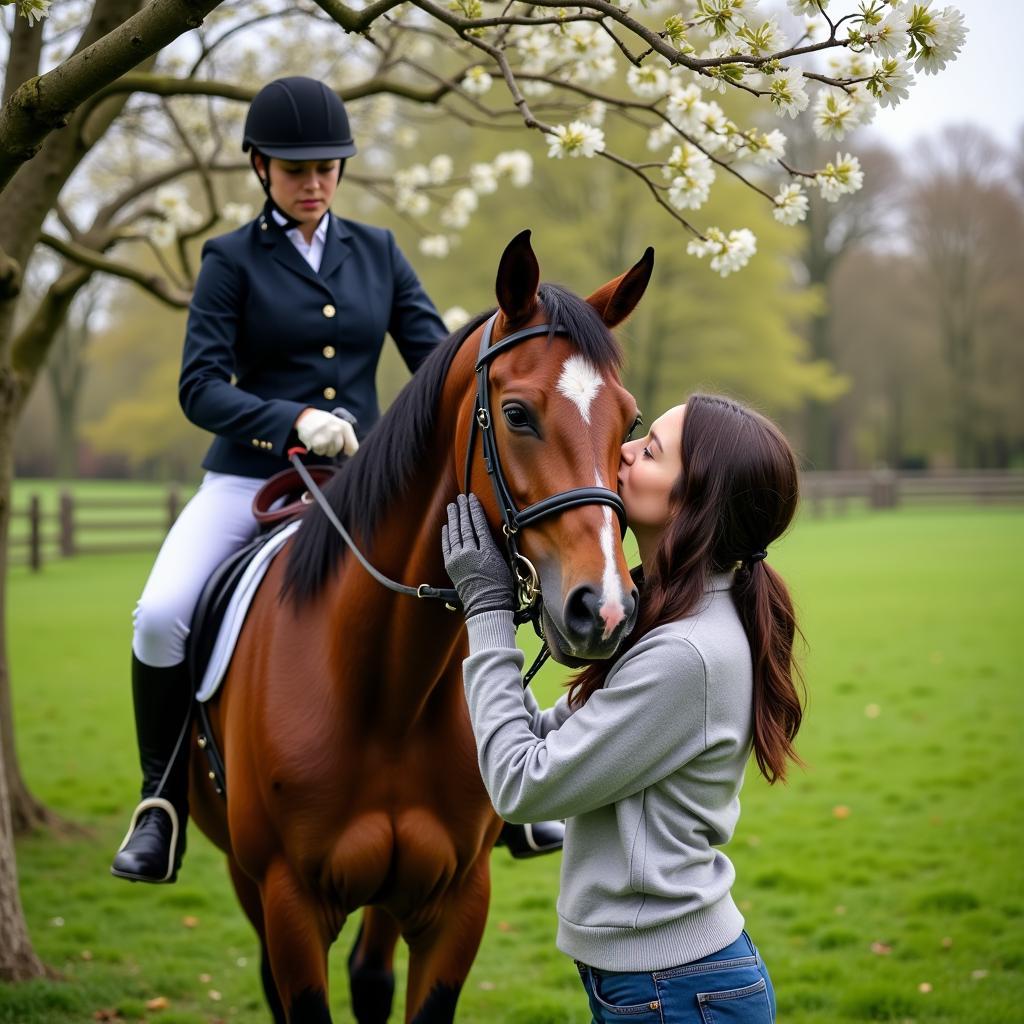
[115,796,180,883]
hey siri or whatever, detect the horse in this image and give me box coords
[188,230,654,1023]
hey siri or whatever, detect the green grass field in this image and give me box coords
[3,504,1023,1023]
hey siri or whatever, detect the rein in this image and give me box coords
[287,312,627,687]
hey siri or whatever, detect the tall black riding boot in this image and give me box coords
[111,655,193,883]
[497,820,565,859]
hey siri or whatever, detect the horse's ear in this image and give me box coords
[495,229,540,325]
[586,247,655,327]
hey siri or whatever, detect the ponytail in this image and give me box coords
[731,560,804,783]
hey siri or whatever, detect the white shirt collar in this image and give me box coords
[270,207,330,244]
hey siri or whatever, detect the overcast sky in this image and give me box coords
[858,0,1020,153]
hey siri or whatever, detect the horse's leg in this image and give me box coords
[226,856,287,1024]
[403,861,491,1024]
[262,858,333,1023]
[348,907,402,1024]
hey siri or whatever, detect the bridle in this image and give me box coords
[464,313,627,615]
[289,311,627,641]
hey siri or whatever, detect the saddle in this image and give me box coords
[186,465,337,796]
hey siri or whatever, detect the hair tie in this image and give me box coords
[749,550,768,564]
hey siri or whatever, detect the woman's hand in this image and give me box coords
[442,494,515,618]
[295,408,359,457]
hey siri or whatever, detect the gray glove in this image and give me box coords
[441,494,515,618]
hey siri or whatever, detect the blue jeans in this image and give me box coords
[576,931,776,1023]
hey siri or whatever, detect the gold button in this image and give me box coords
[322,345,336,358]
[263,441,272,449]
[323,386,337,400]
[251,438,259,447]
[648,1002,660,1011]
[322,304,336,318]
[260,221,268,231]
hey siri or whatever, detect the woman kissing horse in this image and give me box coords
[187,230,654,1023]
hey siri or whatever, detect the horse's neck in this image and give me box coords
[326,344,476,720]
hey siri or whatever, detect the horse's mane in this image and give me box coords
[281,284,622,606]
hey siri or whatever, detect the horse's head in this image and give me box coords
[461,230,653,665]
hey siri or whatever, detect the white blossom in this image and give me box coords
[469,162,499,194]
[154,186,203,232]
[647,122,677,151]
[394,125,420,149]
[772,182,809,225]
[221,202,253,225]
[516,27,557,66]
[911,4,967,75]
[787,0,828,13]
[493,150,533,187]
[396,189,430,217]
[812,89,857,141]
[547,121,606,160]
[442,306,471,332]
[419,234,451,258]
[815,151,864,202]
[149,221,177,248]
[627,64,670,99]
[521,79,554,98]
[868,57,913,108]
[765,66,810,119]
[428,154,454,185]
[867,8,910,60]
[666,84,705,133]
[744,128,787,165]
[18,0,51,25]
[395,163,430,190]
[687,227,757,276]
[666,144,716,210]
[461,66,493,96]
[581,101,607,126]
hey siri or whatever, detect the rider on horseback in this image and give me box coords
[111,77,563,884]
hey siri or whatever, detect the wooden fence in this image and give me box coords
[8,471,1024,571]
[10,489,182,571]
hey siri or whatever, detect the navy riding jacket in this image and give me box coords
[179,202,447,478]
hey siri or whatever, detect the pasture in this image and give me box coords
[3,503,1023,1023]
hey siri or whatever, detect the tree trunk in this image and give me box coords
[0,369,44,980]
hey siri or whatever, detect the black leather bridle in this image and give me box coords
[289,311,627,629]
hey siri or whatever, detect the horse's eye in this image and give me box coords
[624,412,643,443]
[503,405,531,430]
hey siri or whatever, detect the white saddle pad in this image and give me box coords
[196,520,300,703]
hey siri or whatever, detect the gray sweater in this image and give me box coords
[463,573,752,971]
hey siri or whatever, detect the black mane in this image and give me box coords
[281,284,621,605]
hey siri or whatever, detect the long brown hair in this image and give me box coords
[569,393,804,783]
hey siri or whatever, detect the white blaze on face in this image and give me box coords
[596,470,626,640]
[557,355,604,425]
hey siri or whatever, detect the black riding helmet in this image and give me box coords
[243,76,356,228]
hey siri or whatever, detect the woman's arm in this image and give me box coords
[463,611,709,823]
[178,242,306,453]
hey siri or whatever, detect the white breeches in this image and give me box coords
[132,472,265,668]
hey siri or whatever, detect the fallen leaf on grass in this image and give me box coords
[93,1011,120,1022]
[971,969,989,980]
[208,989,223,1001]
[497,921,515,933]
[832,805,851,819]
[918,982,932,993]
[182,915,200,928]
[870,942,892,955]
[478,981,496,990]
[941,936,954,948]
[199,973,212,983]
[864,703,881,718]
[146,996,170,1010]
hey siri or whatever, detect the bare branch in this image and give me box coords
[38,231,191,306]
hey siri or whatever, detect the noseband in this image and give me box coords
[289,312,627,631]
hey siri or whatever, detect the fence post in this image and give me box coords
[167,487,181,531]
[870,469,897,509]
[59,490,75,556]
[28,495,42,572]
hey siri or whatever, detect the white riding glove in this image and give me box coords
[295,408,359,457]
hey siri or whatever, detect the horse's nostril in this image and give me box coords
[564,584,601,640]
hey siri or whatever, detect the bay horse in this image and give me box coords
[188,230,654,1023]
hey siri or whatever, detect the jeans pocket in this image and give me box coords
[697,977,772,1024]
[585,967,664,1021]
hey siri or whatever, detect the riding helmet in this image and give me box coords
[242,76,357,161]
